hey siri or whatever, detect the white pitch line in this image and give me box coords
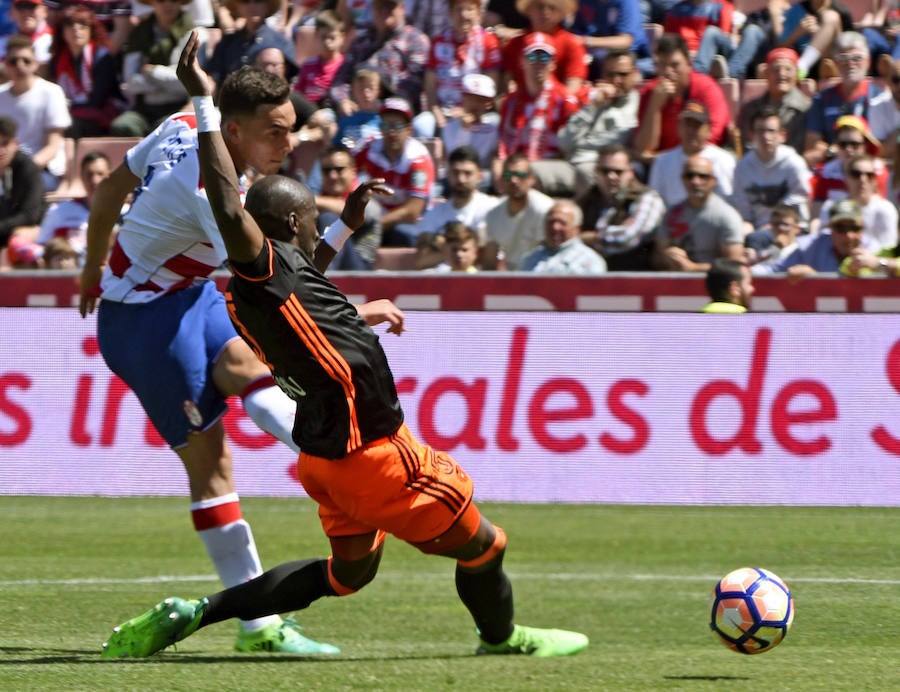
[2,572,900,588]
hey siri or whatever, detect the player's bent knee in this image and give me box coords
[457,524,507,572]
[327,549,382,595]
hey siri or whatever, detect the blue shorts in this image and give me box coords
[97,280,238,448]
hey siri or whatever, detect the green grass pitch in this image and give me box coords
[1,497,899,691]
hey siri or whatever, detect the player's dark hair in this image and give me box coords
[706,258,747,303]
[448,145,481,167]
[0,115,18,138]
[218,66,291,122]
[655,33,689,59]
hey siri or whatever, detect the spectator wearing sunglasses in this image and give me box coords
[803,31,891,168]
[809,115,889,226]
[819,153,897,251]
[762,198,876,279]
[483,153,555,270]
[647,100,735,208]
[0,0,53,74]
[495,33,581,198]
[0,35,70,192]
[353,97,435,247]
[654,154,745,272]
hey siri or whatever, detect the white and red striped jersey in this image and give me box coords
[38,197,90,256]
[354,136,435,211]
[427,27,501,109]
[99,113,242,303]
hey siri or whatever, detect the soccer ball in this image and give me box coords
[709,567,794,654]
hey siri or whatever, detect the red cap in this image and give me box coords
[522,32,556,57]
[766,47,799,66]
[380,97,413,121]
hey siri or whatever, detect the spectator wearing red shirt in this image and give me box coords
[355,97,436,246]
[495,33,581,197]
[664,0,733,53]
[632,33,729,157]
[501,0,588,98]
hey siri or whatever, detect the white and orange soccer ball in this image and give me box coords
[709,567,794,654]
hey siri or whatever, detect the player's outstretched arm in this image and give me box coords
[176,31,264,264]
[354,298,406,335]
[78,163,140,317]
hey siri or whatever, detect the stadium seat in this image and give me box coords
[718,77,741,125]
[374,247,418,271]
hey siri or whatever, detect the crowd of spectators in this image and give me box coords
[3,0,900,280]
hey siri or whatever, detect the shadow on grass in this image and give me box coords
[0,646,466,665]
[664,675,752,682]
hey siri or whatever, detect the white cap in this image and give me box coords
[461,73,496,99]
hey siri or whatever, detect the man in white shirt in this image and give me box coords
[414,145,499,268]
[483,153,554,270]
[0,35,71,191]
[647,100,735,208]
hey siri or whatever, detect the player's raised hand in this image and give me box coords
[176,30,216,97]
[340,178,394,230]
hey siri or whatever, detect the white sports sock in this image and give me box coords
[193,496,280,632]
[243,384,301,453]
[798,46,821,74]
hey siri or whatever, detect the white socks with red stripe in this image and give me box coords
[242,378,301,454]
[192,493,280,632]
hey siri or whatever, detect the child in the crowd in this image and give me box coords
[294,9,345,106]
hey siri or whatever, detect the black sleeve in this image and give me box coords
[0,155,46,240]
[228,236,273,280]
[89,52,123,108]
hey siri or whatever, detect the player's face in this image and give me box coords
[595,151,632,196]
[230,101,295,175]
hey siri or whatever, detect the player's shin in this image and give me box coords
[455,526,514,644]
[200,558,336,626]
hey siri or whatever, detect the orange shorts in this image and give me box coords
[297,424,481,554]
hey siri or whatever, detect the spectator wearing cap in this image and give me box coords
[760,198,876,278]
[494,33,581,198]
[0,35,71,192]
[354,97,436,247]
[568,0,652,80]
[49,4,125,138]
[440,72,499,191]
[737,47,811,155]
[654,155,744,272]
[203,0,293,86]
[647,100,735,208]
[417,0,501,138]
[632,33,729,158]
[819,153,897,251]
[110,0,194,137]
[329,0,430,123]
[558,49,639,197]
[809,114,889,224]
[803,31,891,167]
[501,0,588,98]
[0,0,54,72]
[0,115,44,266]
[731,105,811,235]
